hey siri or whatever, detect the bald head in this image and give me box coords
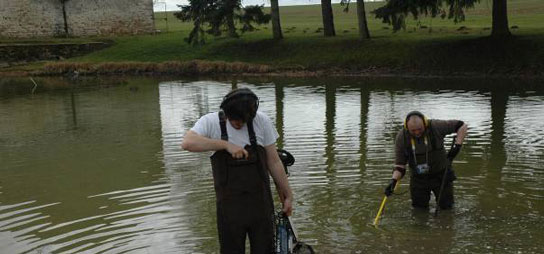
[406,115,425,137]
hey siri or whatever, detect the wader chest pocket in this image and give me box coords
[226,155,257,166]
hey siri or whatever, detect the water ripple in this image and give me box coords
[1,78,543,253]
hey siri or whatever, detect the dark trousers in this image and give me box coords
[217,193,274,254]
[410,173,454,209]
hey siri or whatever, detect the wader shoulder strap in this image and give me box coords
[247,117,275,220]
[218,111,256,146]
[247,118,257,148]
[218,111,228,141]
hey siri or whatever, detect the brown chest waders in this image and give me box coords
[210,111,275,254]
[405,122,455,209]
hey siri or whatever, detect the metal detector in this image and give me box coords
[275,150,314,254]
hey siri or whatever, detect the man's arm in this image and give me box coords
[435,120,468,144]
[391,166,405,180]
[391,130,407,181]
[181,130,249,159]
[455,123,468,145]
[265,144,293,216]
[446,122,468,160]
[385,131,408,196]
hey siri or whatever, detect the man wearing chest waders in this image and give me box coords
[384,111,468,209]
[181,88,293,254]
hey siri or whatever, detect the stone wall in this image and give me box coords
[0,0,154,38]
[0,0,64,38]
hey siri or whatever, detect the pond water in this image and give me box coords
[1,76,543,253]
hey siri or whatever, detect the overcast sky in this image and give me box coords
[153,0,345,11]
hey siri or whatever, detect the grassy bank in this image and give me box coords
[3,0,544,76]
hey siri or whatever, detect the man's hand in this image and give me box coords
[225,143,248,159]
[447,143,462,161]
[282,196,293,216]
[276,184,293,216]
[384,179,397,196]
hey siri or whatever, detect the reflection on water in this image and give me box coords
[1,77,543,253]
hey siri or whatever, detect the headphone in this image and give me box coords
[403,111,429,130]
[220,88,259,110]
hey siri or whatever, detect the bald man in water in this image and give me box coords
[385,111,468,209]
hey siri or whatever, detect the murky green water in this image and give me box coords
[1,76,543,253]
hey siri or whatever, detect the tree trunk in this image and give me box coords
[356,0,370,39]
[275,83,285,148]
[324,84,336,171]
[491,0,510,37]
[270,0,283,39]
[225,0,238,38]
[61,1,69,37]
[226,12,238,38]
[320,0,335,37]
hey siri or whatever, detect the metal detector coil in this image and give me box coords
[275,212,314,254]
[277,149,295,175]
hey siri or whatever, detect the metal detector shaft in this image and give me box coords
[373,179,401,227]
[287,216,299,241]
[435,135,457,217]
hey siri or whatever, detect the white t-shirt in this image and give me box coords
[190,111,279,148]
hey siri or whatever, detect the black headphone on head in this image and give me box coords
[220,88,259,110]
[403,111,429,130]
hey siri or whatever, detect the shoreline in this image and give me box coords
[1,60,542,80]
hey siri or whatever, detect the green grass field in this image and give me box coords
[10,0,544,74]
[151,0,544,35]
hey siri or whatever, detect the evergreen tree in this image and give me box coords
[373,0,477,31]
[174,0,270,45]
[373,0,510,37]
